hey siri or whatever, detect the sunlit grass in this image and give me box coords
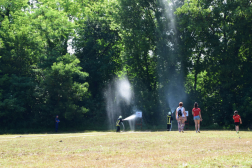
[0,131,251,167]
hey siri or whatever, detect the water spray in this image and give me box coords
[123,114,136,131]
[123,111,142,131]
[124,114,136,121]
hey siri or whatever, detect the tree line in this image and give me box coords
[0,0,251,133]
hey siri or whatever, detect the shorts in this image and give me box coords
[194,116,200,120]
[234,122,240,126]
[177,116,183,121]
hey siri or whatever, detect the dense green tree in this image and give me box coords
[0,0,252,132]
[29,1,90,128]
[0,0,89,131]
[117,0,189,125]
[117,0,160,124]
[0,0,39,129]
[176,0,252,128]
[73,0,123,125]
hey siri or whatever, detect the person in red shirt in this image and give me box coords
[192,102,202,133]
[233,110,242,134]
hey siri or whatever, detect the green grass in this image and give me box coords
[0,131,251,167]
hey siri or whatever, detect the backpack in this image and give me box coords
[178,108,183,117]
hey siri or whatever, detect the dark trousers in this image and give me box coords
[116,126,120,132]
[55,123,59,132]
[167,124,171,131]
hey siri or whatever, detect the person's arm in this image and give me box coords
[183,108,186,116]
[240,117,242,124]
[183,108,187,121]
[176,109,178,120]
[192,109,194,116]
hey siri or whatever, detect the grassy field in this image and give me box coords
[0,131,251,167]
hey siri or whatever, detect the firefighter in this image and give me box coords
[116,115,124,132]
[167,112,173,131]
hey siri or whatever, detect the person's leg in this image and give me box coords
[194,119,198,132]
[167,124,171,131]
[180,118,183,132]
[197,120,200,132]
[181,118,185,132]
[235,123,239,133]
[178,119,181,132]
[55,123,58,132]
[116,126,119,132]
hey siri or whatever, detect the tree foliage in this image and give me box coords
[0,0,251,132]
[176,0,252,128]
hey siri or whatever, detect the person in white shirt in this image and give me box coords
[176,102,187,133]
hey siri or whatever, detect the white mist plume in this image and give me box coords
[105,77,133,130]
[105,84,121,130]
[157,0,187,113]
[167,82,187,113]
[116,79,132,105]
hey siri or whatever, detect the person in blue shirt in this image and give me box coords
[116,116,123,132]
[55,115,60,132]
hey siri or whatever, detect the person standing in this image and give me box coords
[167,112,173,131]
[55,115,60,132]
[233,110,242,134]
[192,102,202,133]
[176,102,187,133]
[116,115,123,132]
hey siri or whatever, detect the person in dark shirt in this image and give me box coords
[116,115,123,132]
[55,115,60,132]
[167,112,173,131]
